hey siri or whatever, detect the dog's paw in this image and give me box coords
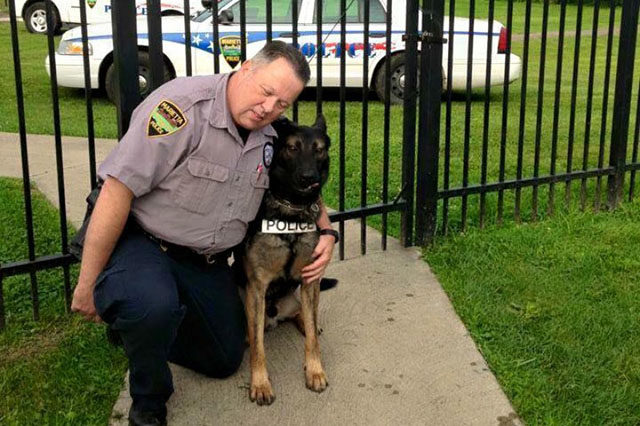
[305,369,328,393]
[250,380,276,406]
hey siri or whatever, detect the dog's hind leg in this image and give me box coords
[300,280,328,392]
[246,275,276,405]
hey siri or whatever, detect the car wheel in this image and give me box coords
[161,10,183,16]
[105,51,172,104]
[374,54,421,105]
[24,1,60,34]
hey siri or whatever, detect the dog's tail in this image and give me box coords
[320,278,338,291]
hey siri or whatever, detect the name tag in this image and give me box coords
[261,219,317,234]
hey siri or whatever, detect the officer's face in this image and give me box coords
[228,58,304,130]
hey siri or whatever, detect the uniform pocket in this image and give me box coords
[175,157,230,214]
[243,171,270,221]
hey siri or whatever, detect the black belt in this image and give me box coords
[129,221,230,267]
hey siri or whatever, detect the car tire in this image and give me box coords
[24,1,60,34]
[161,10,183,16]
[105,51,172,104]
[374,54,421,105]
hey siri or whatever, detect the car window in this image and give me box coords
[192,0,236,22]
[313,0,386,24]
[227,0,302,24]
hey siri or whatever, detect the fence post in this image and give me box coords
[401,0,419,247]
[111,1,141,137]
[415,0,444,245]
[607,0,639,208]
[146,0,165,92]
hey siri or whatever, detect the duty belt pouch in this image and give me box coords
[69,181,103,260]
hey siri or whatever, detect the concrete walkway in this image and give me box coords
[0,132,521,426]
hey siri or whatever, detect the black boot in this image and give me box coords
[128,404,167,426]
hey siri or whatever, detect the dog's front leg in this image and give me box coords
[300,279,328,392]
[246,279,275,405]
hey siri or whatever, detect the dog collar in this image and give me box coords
[270,193,320,214]
[261,219,317,234]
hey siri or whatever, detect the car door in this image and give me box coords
[193,0,305,75]
[298,0,388,88]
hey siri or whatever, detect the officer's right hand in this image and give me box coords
[71,282,102,323]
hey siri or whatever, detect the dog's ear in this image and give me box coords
[313,114,327,133]
[271,116,292,139]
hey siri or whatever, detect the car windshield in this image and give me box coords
[192,0,236,22]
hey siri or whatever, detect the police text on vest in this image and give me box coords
[261,220,317,234]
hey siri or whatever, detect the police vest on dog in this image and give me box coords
[261,220,317,234]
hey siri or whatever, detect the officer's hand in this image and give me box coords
[301,234,335,285]
[71,282,102,323]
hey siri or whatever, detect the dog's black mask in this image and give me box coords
[269,115,330,206]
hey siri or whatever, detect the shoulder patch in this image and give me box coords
[148,100,188,138]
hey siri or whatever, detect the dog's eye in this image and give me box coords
[288,145,298,152]
[315,148,324,154]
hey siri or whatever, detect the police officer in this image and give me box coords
[71,42,336,426]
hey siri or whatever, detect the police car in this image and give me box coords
[45,0,522,104]
[16,0,197,34]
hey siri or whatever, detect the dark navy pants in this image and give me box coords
[93,230,247,414]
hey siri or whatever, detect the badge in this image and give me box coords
[219,36,242,69]
[147,100,187,138]
[263,142,274,168]
[87,0,96,8]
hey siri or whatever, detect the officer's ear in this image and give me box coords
[239,59,253,76]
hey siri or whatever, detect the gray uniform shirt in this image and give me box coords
[98,73,275,255]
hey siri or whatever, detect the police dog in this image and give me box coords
[241,114,331,405]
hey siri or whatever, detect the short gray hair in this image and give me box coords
[251,41,310,85]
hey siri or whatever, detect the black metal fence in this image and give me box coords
[2,0,411,328]
[2,0,640,328]
[414,0,640,244]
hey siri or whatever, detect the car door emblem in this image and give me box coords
[220,36,242,69]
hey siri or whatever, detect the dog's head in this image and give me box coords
[269,115,330,205]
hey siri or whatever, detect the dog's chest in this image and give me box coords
[253,231,318,262]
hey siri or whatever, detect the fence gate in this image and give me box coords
[412,0,640,245]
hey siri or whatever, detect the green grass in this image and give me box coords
[0,23,117,137]
[452,0,618,33]
[423,200,640,425]
[0,178,128,425]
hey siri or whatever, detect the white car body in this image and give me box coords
[16,0,197,33]
[46,0,522,100]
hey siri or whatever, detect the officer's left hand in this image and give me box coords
[301,234,335,285]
